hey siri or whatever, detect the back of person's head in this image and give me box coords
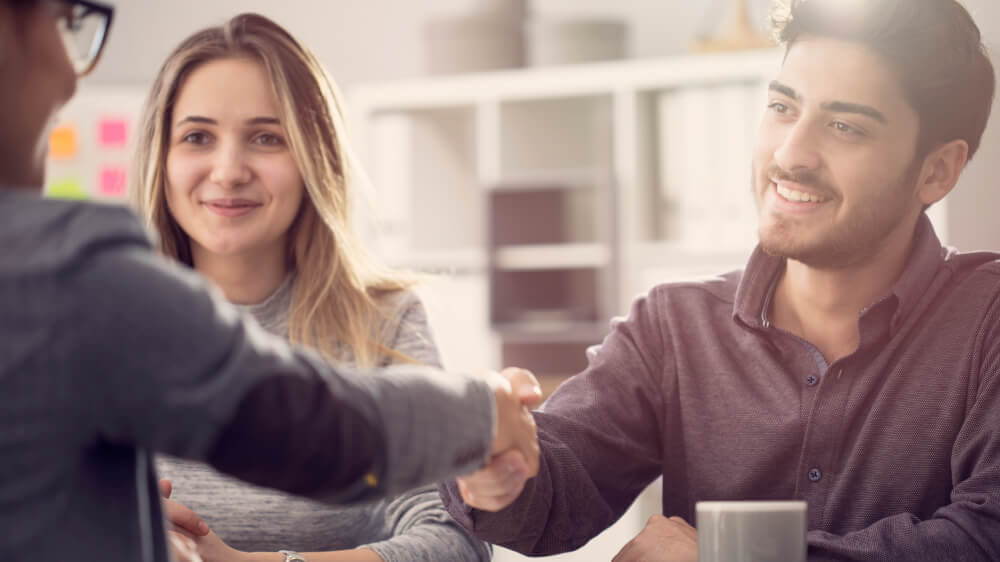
[772,0,995,162]
[131,13,412,369]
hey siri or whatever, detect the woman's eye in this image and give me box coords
[181,132,210,145]
[253,133,284,146]
[768,102,789,114]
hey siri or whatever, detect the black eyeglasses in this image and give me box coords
[46,0,114,76]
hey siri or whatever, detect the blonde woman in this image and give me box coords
[131,13,491,562]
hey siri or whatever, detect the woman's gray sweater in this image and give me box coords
[157,279,491,562]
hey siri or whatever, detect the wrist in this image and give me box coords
[245,553,285,562]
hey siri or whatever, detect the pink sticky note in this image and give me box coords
[98,118,128,148]
[98,165,127,198]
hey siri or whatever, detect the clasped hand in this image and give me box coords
[460,367,543,512]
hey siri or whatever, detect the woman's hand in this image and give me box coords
[159,479,210,538]
[160,478,248,562]
[168,532,203,562]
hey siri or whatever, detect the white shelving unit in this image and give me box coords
[351,49,787,378]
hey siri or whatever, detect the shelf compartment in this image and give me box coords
[489,187,601,246]
[490,267,601,325]
[365,107,482,259]
[499,95,613,176]
[493,243,609,270]
[501,340,598,378]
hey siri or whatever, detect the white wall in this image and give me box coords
[948,0,1000,251]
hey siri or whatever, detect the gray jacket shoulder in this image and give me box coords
[0,191,150,277]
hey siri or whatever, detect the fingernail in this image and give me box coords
[198,521,209,534]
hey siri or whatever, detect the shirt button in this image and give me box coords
[805,374,818,386]
[808,468,822,482]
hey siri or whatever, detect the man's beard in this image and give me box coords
[754,160,921,269]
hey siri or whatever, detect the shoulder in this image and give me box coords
[0,193,150,277]
[373,289,441,367]
[942,247,1000,278]
[373,288,432,332]
[641,268,744,316]
[939,249,1000,312]
[374,288,425,317]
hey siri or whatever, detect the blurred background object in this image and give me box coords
[692,0,775,52]
[525,17,627,66]
[424,0,526,74]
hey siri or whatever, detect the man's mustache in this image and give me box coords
[763,165,837,199]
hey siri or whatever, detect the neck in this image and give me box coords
[0,169,44,192]
[770,220,918,363]
[191,242,289,305]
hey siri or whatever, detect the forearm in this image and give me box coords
[210,361,496,504]
[244,549,382,562]
[365,532,489,562]
[441,421,634,556]
[352,485,489,562]
[208,372,381,503]
[807,509,1000,561]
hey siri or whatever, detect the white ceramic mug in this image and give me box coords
[696,500,807,562]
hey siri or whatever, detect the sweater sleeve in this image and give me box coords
[362,291,492,562]
[68,247,496,502]
[439,289,669,555]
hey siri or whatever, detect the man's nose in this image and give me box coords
[773,119,822,173]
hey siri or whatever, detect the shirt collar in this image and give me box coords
[884,213,947,334]
[733,213,946,337]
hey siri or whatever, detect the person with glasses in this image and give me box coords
[0,2,542,562]
[133,13,492,562]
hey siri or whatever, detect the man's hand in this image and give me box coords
[485,367,542,460]
[459,367,542,512]
[613,515,698,562]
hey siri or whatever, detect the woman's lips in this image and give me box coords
[202,199,261,218]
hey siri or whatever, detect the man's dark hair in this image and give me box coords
[772,0,995,161]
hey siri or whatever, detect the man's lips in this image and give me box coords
[770,179,831,204]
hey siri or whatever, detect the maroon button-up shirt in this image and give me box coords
[441,215,1000,561]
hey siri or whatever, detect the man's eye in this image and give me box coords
[768,102,789,114]
[832,121,863,136]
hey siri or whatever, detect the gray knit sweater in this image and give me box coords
[157,278,491,561]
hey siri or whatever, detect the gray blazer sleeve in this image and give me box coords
[66,248,496,502]
[363,292,493,562]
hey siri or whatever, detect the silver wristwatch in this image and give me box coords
[279,550,307,562]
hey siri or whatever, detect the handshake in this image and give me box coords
[471,368,545,512]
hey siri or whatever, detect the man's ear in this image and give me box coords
[915,139,969,207]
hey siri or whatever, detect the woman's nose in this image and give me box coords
[209,143,251,187]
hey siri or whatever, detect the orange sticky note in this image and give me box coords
[99,118,128,148]
[98,165,127,198]
[49,125,78,159]
[47,177,88,200]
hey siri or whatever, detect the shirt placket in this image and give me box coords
[796,363,852,529]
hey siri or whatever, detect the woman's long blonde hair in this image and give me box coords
[131,13,412,369]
